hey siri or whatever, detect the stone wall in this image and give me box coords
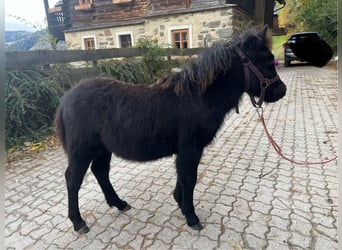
[145,7,236,48]
[231,8,260,35]
[64,6,260,50]
[65,24,145,50]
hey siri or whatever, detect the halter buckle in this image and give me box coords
[261,79,271,89]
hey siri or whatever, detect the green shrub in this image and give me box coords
[135,37,166,81]
[97,57,183,84]
[97,59,146,84]
[5,65,73,148]
[135,37,184,82]
[96,37,167,84]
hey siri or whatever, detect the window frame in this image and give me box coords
[82,35,97,50]
[75,0,93,10]
[168,25,192,49]
[112,0,132,4]
[116,31,134,48]
[171,29,189,49]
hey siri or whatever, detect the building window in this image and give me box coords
[75,0,93,10]
[112,0,132,4]
[82,36,96,50]
[171,29,189,48]
[84,38,95,50]
[116,32,133,48]
[168,25,192,49]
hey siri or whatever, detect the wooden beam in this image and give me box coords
[5,48,206,70]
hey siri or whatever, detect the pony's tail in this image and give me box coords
[54,105,67,150]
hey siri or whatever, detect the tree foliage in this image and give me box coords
[278,0,337,52]
[297,0,337,52]
[278,1,304,32]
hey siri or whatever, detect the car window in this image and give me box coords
[289,33,320,41]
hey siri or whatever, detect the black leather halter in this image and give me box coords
[235,47,280,108]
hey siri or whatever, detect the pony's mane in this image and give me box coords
[159,41,234,96]
[159,28,270,96]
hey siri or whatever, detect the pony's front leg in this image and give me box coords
[175,147,203,230]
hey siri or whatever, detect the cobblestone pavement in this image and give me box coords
[5,65,337,249]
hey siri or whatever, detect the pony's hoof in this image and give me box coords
[77,225,90,234]
[190,223,204,231]
[120,203,132,212]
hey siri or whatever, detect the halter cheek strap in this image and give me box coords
[235,47,280,109]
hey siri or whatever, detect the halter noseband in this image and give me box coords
[235,47,280,108]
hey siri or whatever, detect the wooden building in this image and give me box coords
[44,0,277,50]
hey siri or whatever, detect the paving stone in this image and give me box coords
[193,235,218,249]
[312,213,336,228]
[5,232,36,249]
[96,227,120,244]
[267,225,291,245]
[290,214,312,237]
[145,239,167,249]
[267,240,292,250]
[156,226,179,244]
[245,234,267,249]
[224,216,247,233]
[289,233,312,249]
[313,231,338,250]
[173,231,198,249]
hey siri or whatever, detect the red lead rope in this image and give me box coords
[256,107,337,165]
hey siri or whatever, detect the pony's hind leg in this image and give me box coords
[65,156,92,234]
[91,149,131,211]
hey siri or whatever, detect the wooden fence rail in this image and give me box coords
[5,48,206,70]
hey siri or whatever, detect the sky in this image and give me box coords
[5,0,59,31]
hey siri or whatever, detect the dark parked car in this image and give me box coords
[283,32,333,67]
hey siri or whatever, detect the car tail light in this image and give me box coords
[283,43,290,49]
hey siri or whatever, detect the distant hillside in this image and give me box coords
[5,30,56,51]
[5,31,32,43]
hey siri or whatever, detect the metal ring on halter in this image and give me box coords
[261,79,271,89]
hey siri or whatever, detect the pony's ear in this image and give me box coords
[242,25,270,53]
[258,25,268,40]
[242,35,260,53]
[258,25,272,49]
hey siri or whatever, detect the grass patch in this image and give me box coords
[272,35,288,61]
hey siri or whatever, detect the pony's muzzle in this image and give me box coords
[264,80,287,103]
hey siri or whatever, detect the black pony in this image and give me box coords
[55,26,287,234]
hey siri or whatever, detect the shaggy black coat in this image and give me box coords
[55,26,287,233]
